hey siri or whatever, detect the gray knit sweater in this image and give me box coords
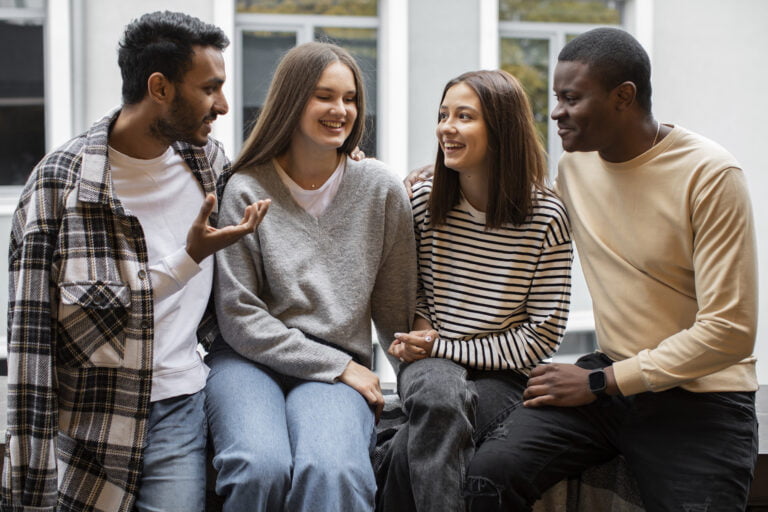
[214,157,417,382]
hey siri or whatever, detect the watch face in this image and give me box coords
[589,369,606,393]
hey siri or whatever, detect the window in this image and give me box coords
[0,0,45,188]
[236,1,380,156]
[498,0,624,174]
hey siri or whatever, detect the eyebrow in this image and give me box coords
[315,86,356,94]
[439,104,479,112]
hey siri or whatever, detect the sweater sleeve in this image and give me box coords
[214,177,353,383]
[370,181,417,371]
[431,235,573,371]
[612,168,758,395]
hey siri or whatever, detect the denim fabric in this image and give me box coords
[205,341,377,512]
[134,391,208,512]
[376,358,526,512]
[464,352,759,512]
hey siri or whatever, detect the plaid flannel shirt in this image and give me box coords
[1,110,230,511]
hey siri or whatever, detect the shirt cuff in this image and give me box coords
[166,248,203,286]
[612,356,646,396]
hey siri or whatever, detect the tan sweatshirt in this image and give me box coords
[556,125,758,396]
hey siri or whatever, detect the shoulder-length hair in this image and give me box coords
[430,70,548,229]
[233,42,366,173]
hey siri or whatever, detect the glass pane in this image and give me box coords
[237,0,378,16]
[499,0,622,23]
[0,19,43,186]
[500,37,549,150]
[0,0,44,8]
[0,105,44,186]
[314,26,377,157]
[241,30,297,140]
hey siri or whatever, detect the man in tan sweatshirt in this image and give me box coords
[464,27,758,511]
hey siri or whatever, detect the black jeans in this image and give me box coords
[464,352,759,512]
[376,358,527,512]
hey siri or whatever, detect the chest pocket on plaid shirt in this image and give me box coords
[57,281,131,367]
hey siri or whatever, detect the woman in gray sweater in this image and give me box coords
[204,42,416,512]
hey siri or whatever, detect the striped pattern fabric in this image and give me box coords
[412,180,572,374]
[1,110,229,512]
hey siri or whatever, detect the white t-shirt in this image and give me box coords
[274,157,345,217]
[109,145,212,402]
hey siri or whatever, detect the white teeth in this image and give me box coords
[321,121,343,128]
[444,143,464,149]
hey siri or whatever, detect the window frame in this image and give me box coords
[234,12,380,157]
[498,21,609,177]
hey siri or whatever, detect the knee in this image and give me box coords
[296,456,375,494]
[214,447,291,493]
[464,448,531,512]
[401,364,475,417]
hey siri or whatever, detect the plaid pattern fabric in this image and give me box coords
[1,110,230,511]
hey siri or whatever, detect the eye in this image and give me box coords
[437,111,448,121]
[459,112,472,120]
[344,96,356,103]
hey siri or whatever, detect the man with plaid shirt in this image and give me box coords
[1,11,269,512]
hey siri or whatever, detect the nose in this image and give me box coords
[437,117,457,136]
[329,96,345,115]
[215,90,229,116]
[550,101,564,121]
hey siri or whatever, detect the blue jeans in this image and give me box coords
[376,358,527,512]
[465,352,759,512]
[134,390,207,512]
[205,341,377,512]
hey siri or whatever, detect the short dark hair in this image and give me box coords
[430,70,549,229]
[118,11,229,105]
[559,27,652,112]
[234,42,366,172]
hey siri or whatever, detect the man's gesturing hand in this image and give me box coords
[186,194,271,263]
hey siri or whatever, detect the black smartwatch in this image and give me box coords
[588,368,607,396]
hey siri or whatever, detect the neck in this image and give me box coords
[598,115,663,163]
[277,145,342,190]
[110,105,170,160]
[459,171,489,212]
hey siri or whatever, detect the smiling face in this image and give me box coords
[436,82,490,177]
[551,60,617,154]
[294,60,358,154]
[155,45,228,147]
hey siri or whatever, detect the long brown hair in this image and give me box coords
[430,70,548,229]
[233,42,366,172]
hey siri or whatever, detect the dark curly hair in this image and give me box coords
[118,11,229,105]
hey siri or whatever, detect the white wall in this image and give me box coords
[650,0,768,382]
[407,0,483,171]
[79,0,220,131]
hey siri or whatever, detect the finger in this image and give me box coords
[194,194,217,226]
[395,332,430,351]
[523,395,553,408]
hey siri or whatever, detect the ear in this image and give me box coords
[147,72,175,105]
[613,81,637,111]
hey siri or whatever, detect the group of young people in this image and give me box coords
[2,9,758,512]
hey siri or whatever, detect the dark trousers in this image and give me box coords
[376,358,527,512]
[464,352,759,512]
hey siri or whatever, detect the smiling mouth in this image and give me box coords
[320,120,344,129]
[443,143,465,151]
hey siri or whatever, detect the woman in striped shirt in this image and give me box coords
[377,70,573,512]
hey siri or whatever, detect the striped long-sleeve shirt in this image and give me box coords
[412,180,573,374]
